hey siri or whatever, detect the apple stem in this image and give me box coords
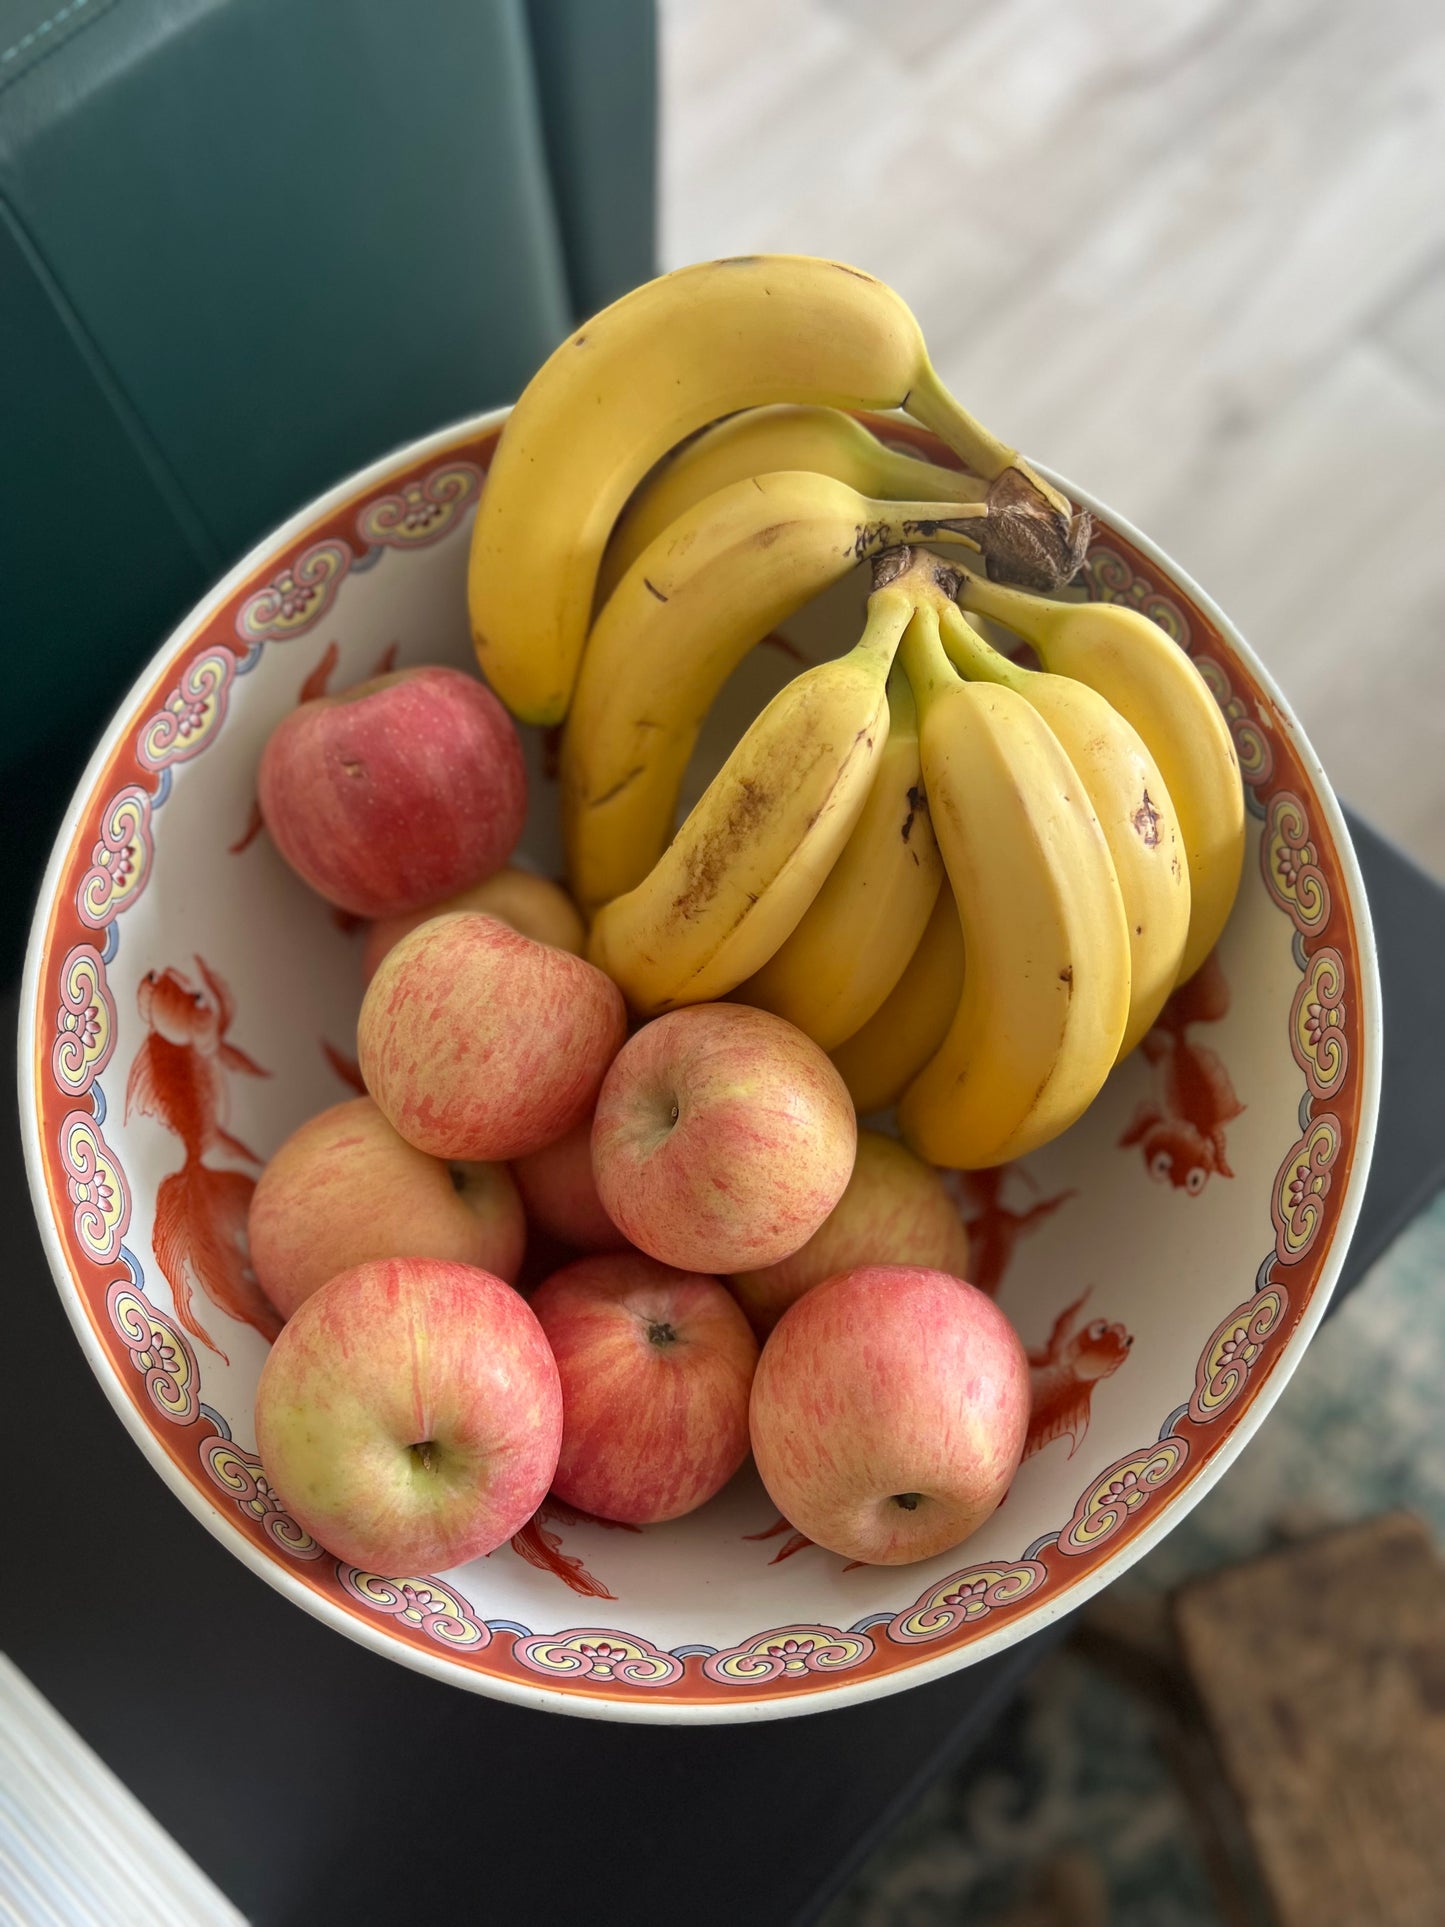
[410,1440,439,1472]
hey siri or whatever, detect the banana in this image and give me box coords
[896,604,1131,1168]
[586,584,912,1015]
[936,601,1190,1059]
[954,571,1243,983]
[830,884,964,1115]
[562,470,989,913]
[733,667,944,1049]
[598,404,987,601]
[468,254,1084,723]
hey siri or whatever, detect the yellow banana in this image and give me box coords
[587,585,913,1014]
[733,668,944,1049]
[830,885,964,1116]
[955,571,1243,983]
[936,602,1189,1060]
[562,469,989,913]
[598,404,987,601]
[468,254,1083,723]
[897,605,1131,1168]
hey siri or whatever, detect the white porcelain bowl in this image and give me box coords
[19,408,1380,1722]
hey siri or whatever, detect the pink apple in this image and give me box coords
[511,1110,628,1253]
[529,1253,758,1525]
[361,865,585,986]
[730,1130,970,1338]
[749,1266,1030,1565]
[247,1096,525,1320]
[591,1004,856,1274]
[254,1257,562,1571]
[258,664,526,917]
[359,912,626,1161]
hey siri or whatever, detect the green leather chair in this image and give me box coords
[1,0,656,982]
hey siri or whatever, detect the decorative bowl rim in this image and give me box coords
[18,405,1383,1724]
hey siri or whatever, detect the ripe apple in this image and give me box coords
[248,1096,525,1319]
[359,912,626,1161]
[361,865,585,986]
[591,1004,856,1274]
[749,1266,1030,1565]
[529,1253,758,1525]
[254,1257,562,1571]
[511,1109,628,1253]
[730,1130,970,1337]
[259,664,526,917]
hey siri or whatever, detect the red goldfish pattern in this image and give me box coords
[125,958,279,1362]
[744,1516,865,1573]
[1022,1291,1132,1461]
[510,1496,640,1599]
[955,1167,1076,1299]
[1120,951,1244,1195]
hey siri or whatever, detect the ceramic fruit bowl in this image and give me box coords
[19,408,1381,1723]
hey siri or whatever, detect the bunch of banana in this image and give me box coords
[952,570,1245,983]
[893,598,1133,1167]
[561,468,989,914]
[933,594,1190,1059]
[735,667,943,1050]
[587,573,917,1013]
[469,254,1089,723]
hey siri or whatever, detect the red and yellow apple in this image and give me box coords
[358,912,626,1161]
[529,1252,758,1525]
[749,1265,1030,1565]
[254,1257,562,1571]
[730,1130,970,1337]
[591,1004,856,1274]
[247,1096,525,1319]
[258,664,526,917]
[361,865,585,986]
[511,1109,628,1253]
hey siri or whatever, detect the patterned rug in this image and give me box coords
[824,1189,1445,1925]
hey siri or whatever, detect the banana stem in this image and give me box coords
[857,582,920,677]
[937,602,1028,694]
[904,364,1073,523]
[884,661,919,733]
[897,602,960,715]
[875,443,990,507]
[954,565,1064,648]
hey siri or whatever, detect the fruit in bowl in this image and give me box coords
[591,1004,857,1274]
[729,1129,971,1338]
[358,911,627,1162]
[531,1253,759,1526]
[247,1097,525,1319]
[254,1257,563,1572]
[258,663,527,918]
[20,253,1378,1721]
[749,1266,1030,1565]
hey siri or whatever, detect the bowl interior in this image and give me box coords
[21,411,1379,1721]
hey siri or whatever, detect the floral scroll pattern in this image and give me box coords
[1188,1286,1289,1424]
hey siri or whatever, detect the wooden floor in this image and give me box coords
[659,0,1445,879]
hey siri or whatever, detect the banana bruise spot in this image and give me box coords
[901,785,927,846]
[1131,791,1162,846]
[643,578,668,602]
[670,774,779,919]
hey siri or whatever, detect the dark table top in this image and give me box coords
[4,812,1443,1927]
